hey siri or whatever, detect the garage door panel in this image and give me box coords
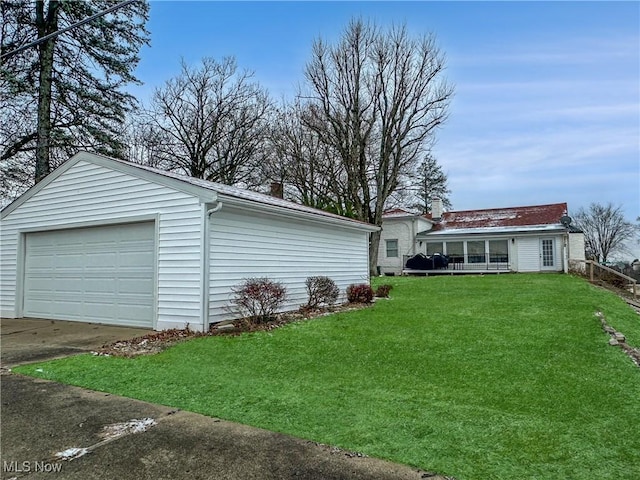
[24,222,155,328]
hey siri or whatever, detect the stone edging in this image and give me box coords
[595,311,640,368]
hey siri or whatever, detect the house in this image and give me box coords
[0,152,378,331]
[378,199,585,275]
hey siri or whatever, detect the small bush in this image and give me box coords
[231,277,287,324]
[346,283,374,304]
[375,284,393,298]
[305,276,340,309]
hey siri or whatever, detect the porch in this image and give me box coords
[401,254,511,276]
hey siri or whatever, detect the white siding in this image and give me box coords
[568,232,586,271]
[0,160,204,331]
[378,217,431,275]
[209,206,369,323]
[516,237,540,272]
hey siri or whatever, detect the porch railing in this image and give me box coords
[583,260,638,299]
[403,254,511,272]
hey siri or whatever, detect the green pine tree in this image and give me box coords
[1,0,149,190]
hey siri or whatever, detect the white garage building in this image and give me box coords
[0,152,377,331]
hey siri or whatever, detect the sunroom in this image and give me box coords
[411,224,571,274]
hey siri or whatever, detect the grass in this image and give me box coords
[15,274,640,479]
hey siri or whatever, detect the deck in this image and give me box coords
[401,261,512,276]
[401,269,512,276]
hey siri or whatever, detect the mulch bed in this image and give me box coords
[94,302,373,358]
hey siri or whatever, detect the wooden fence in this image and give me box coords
[583,260,638,299]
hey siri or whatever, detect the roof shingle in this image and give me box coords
[431,203,568,231]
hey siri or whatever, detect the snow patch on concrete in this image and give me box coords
[55,447,89,460]
[100,418,157,440]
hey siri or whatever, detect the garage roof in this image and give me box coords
[2,152,379,232]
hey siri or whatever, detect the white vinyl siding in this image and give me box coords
[208,206,369,323]
[23,223,154,327]
[0,160,203,330]
[516,237,540,272]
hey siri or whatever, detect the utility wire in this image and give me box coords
[1,0,137,61]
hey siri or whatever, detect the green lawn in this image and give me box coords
[15,274,640,479]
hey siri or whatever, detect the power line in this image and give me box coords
[1,0,137,61]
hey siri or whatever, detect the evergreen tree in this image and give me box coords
[1,0,149,193]
[410,154,452,214]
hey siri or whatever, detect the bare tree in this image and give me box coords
[262,100,355,216]
[408,154,452,214]
[302,19,453,274]
[145,57,272,185]
[573,203,639,262]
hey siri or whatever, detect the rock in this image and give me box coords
[216,324,236,332]
[614,332,626,342]
[609,338,619,346]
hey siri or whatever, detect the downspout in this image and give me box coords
[202,200,223,331]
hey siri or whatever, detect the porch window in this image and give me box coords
[489,240,509,263]
[467,240,486,263]
[426,242,443,256]
[446,241,464,263]
[386,239,399,257]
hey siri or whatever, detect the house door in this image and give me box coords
[540,238,556,270]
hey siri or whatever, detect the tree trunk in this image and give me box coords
[369,229,381,278]
[34,0,59,183]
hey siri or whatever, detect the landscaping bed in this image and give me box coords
[94,303,373,357]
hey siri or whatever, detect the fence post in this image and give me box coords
[589,261,594,282]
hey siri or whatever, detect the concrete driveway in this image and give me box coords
[0,318,443,480]
[1,317,152,366]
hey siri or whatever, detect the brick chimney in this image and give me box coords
[270,182,284,199]
[431,197,443,220]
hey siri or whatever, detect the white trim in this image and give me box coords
[218,195,379,233]
[14,213,159,233]
[418,224,566,237]
[15,231,26,318]
[1,152,216,219]
[200,203,208,332]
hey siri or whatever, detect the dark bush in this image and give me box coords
[375,284,393,298]
[231,277,287,324]
[346,283,374,304]
[305,276,340,309]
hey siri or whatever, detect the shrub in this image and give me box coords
[346,283,374,304]
[231,277,287,324]
[375,284,393,298]
[305,276,340,309]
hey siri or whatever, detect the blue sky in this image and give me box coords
[129,1,639,254]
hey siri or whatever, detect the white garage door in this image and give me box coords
[23,222,155,328]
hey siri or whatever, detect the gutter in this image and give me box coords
[201,197,223,332]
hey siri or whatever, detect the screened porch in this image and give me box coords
[403,238,512,273]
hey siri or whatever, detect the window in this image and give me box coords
[446,241,464,263]
[489,239,509,263]
[542,239,555,267]
[426,242,443,256]
[386,239,399,258]
[467,240,486,263]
